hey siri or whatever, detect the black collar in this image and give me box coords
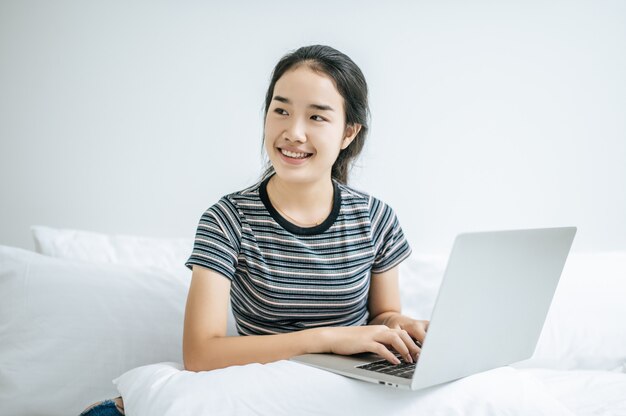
[259,174,341,236]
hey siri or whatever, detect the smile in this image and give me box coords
[280,149,313,159]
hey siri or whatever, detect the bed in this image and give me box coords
[1,225,625,415]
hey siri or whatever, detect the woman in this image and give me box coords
[80,44,427,416]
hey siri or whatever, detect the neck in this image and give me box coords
[267,174,334,225]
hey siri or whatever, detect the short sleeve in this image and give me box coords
[185,197,242,281]
[369,197,412,274]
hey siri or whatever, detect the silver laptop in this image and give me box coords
[290,227,577,390]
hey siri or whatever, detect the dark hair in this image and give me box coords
[261,45,370,184]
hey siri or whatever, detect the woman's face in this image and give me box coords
[264,65,359,186]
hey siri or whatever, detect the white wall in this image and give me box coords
[1,0,625,254]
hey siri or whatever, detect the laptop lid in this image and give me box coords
[410,226,576,390]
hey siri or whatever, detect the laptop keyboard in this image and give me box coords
[356,352,417,379]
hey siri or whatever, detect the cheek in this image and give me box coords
[264,119,280,140]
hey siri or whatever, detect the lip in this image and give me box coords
[276,147,313,166]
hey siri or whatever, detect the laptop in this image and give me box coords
[290,227,577,390]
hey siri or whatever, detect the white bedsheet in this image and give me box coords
[522,368,626,416]
[112,360,626,416]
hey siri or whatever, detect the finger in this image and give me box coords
[403,321,428,345]
[384,330,413,363]
[395,329,421,361]
[372,343,401,365]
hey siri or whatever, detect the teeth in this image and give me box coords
[281,149,311,159]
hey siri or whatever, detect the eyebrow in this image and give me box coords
[273,95,335,112]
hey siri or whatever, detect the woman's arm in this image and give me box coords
[183,265,423,371]
[367,265,403,326]
[183,266,330,371]
[367,266,429,352]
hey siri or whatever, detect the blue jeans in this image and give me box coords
[79,397,124,416]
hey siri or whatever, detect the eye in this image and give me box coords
[311,115,326,122]
[274,108,288,115]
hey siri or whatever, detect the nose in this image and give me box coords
[284,116,307,143]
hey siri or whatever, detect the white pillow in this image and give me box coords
[31,225,193,273]
[0,245,188,416]
[30,225,239,337]
[113,361,573,416]
[526,252,626,370]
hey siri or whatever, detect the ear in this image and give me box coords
[341,123,362,150]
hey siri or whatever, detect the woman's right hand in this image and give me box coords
[323,325,421,365]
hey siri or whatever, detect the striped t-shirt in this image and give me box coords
[185,174,412,336]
